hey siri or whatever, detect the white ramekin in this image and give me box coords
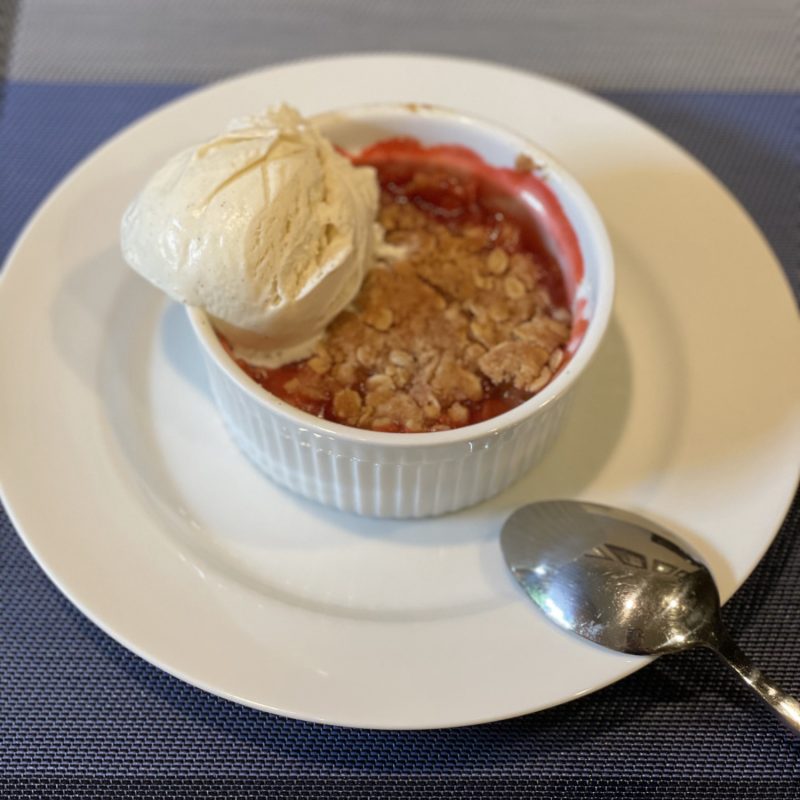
[187,104,614,518]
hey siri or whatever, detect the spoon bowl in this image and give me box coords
[501,500,800,733]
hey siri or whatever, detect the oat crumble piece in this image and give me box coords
[515,153,536,173]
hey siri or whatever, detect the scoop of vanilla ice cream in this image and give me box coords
[120,104,379,365]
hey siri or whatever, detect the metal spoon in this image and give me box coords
[501,499,800,733]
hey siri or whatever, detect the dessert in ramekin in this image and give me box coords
[184,105,614,517]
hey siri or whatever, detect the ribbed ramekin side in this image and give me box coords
[201,347,574,518]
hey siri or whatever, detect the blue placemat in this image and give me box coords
[1,83,799,798]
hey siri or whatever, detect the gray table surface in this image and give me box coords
[3,0,796,90]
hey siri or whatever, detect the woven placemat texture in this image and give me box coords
[1,82,798,798]
[6,0,796,90]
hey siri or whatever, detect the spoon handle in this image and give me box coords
[710,628,800,734]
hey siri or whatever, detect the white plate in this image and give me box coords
[1,55,798,730]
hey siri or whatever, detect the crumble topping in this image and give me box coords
[235,175,572,433]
